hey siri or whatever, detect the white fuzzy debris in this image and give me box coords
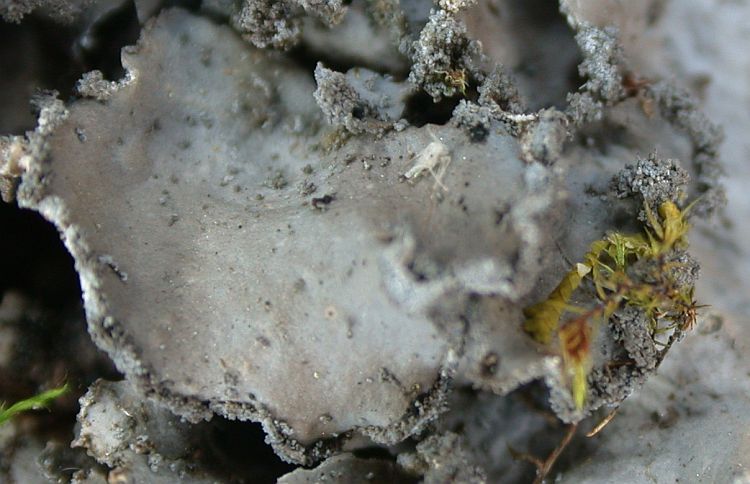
[438,0,477,13]
[499,112,538,124]
[404,138,452,190]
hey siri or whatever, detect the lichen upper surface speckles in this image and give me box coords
[15,8,564,464]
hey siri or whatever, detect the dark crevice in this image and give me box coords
[500,0,582,110]
[0,201,120,443]
[288,44,342,78]
[401,91,463,127]
[0,203,80,306]
[0,19,80,133]
[287,42,407,82]
[576,118,641,156]
[0,304,120,444]
[297,42,410,81]
[164,0,202,13]
[351,446,397,461]
[74,0,142,81]
[199,419,297,483]
[28,18,82,98]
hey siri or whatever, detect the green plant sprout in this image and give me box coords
[523,200,700,409]
[0,383,69,426]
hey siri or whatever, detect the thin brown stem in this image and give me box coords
[533,423,578,484]
[586,407,619,437]
[511,423,579,484]
[507,445,544,470]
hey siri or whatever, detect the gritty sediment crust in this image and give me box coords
[398,432,487,483]
[0,0,89,23]
[232,0,302,49]
[313,63,389,135]
[408,8,482,101]
[232,0,347,49]
[0,93,68,202]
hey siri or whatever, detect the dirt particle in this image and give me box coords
[480,352,500,377]
[324,305,337,319]
[293,278,306,292]
[98,255,128,282]
[698,313,724,335]
[265,170,288,189]
[318,414,333,424]
[651,406,679,429]
[75,127,87,142]
[312,193,335,210]
[468,124,488,142]
[299,180,317,195]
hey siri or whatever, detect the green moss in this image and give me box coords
[0,384,69,426]
[523,201,699,409]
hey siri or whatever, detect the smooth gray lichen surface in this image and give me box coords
[10,8,567,464]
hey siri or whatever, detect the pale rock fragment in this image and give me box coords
[398,432,487,483]
[73,379,219,483]
[278,453,412,483]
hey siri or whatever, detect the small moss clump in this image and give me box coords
[523,200,700,409]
